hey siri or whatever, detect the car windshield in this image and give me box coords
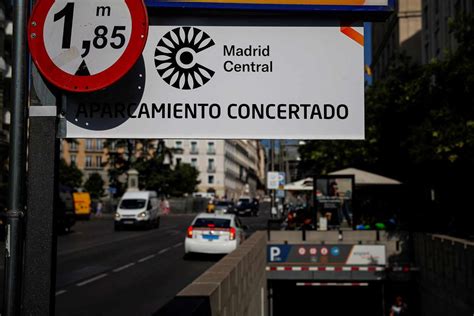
[237,199,251,206]
[216,201,232,207]
[194,218,231,228]
[120,199,147,209]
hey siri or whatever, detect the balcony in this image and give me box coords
[207,149,216,155]
[207,166,216,173]
[85,146,104,153]
[68,144,79,152]
[190,148,199,155]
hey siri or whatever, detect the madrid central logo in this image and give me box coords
[154,27,216,90]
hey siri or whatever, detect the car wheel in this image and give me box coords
[156,217,161,229]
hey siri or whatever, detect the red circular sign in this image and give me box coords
[28,0,148,92]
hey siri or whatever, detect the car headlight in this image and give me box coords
[138,211,149,218]
[115,213,121,219]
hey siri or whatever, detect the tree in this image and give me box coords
[59,159,83,189]
[298,14,474,236]
[168,164,200,196]
[104,139,188,196]
[84,173,105,199]
[104,139,165,196]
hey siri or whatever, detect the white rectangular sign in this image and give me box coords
[346,245,386,265]
[65,23,364,139]
[267,172,285,189]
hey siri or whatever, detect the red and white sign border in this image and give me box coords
[28,0,148,92]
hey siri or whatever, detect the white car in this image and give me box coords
[185,213,247,255]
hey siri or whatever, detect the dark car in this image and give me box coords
[56,185,76,233]
[214,200,235,214]
[235,197,259,217]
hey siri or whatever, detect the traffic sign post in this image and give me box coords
[20,1,149,314]
[28,0,149,92]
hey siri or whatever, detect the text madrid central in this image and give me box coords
[74,102,350,120]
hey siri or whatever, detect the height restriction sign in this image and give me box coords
[28,0,148,92]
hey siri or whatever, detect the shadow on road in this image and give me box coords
[183,253,225,262]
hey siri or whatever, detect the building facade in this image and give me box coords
[61,139,265,199]
[164,139,265,199]
[372,0,473,81]
[61,139,109,188]
[371,0,422,80]
[422,0,474,63]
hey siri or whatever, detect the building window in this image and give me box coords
[208,175,214,184]
[70,141,77,151]
[175,141,182,149]
[207,142,215,154]
[191,158,197,168]
[86,139,93,150]
[85,156,93,168]
[434,29,440,56]
[96,156,102,168]
[70,155,77,165]
[208,158,215,173]
[190,141,198,154]
[96,140,103,150]
[176,158,182,166]
[424,6,429,29]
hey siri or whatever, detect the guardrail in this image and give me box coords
[156,231,267,316]
[414,233,474,316]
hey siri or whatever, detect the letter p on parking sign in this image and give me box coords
[267,245,291,262]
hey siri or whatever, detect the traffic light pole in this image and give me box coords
[3,0,29,315]
[270,140,276,218]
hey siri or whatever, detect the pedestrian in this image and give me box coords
[95,200,103,217]
[160,197,170,215]
[390,296,409,316]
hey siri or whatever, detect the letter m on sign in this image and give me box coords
[96,6,111,17]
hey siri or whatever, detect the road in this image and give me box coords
[0,206,270,315]
[54,207,270,316]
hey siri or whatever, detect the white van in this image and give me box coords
[114,191,160,231]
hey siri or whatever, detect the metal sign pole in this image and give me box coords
[22,104,59,316]
[3,0,30,315]
[270,140,276,218]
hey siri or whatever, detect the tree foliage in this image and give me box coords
[59,158,83,189]
[84,173,105,199]
[105,140,199,197]
[299,14,474,235]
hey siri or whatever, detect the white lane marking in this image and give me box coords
[138,254,156,263]
[55,290,67,296]
[59,226,179,256]
[76,273,108,287]
[172,242,183,248]
[113,262,136,273]
[158,247,171,255]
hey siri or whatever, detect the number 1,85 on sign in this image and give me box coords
[53,3,127,59]
[28,0,148,92]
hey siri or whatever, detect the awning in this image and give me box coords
[328,168,401,186]
[284,178,313,191]
[284,168,401,190]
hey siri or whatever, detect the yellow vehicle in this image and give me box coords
[207,199,216,213]
[73,192,92,219]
